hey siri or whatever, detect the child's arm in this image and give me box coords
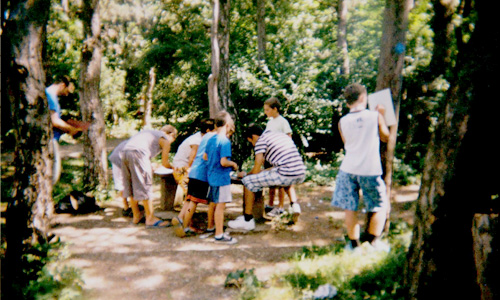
[247,153,265,175]
[187,145,199,167]
[376,104,390,143]
[338,121,346,144]
[220,157,238,171]
[159,137,173,168]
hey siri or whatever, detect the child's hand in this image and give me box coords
[375,104,386,116]
[237,171,247,178]
[232,163,239,171]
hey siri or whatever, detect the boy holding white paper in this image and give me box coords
[331,83,391,252]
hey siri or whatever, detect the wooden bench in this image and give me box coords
[231,178,265,222]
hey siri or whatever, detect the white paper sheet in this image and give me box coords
[367,88,397,126]
[154,166,173,175]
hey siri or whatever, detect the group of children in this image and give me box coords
[109,83,391,251]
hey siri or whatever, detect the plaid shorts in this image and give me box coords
[331,170,388,212]
[242,168,305,193]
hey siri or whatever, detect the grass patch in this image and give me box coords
[228,222,412,300]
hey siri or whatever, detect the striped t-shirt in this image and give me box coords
[254,130,306,177]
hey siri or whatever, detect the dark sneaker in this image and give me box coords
[199,228,215,239]
[122,208,132,217]
[214,233,237,244]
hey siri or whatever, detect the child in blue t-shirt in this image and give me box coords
[204,111,239,244]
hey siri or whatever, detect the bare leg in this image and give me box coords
[244,186,255,215]
[130,197,143,224]
[345,210,360,240]
[214,203,226,236]
[177,200,190,222]
[182,201,198,229]
[278,187,285,208]
[207,202,217,230]
[367,210,386,237]
[283,186,298,203]
[118,191,129,210]
[268,187,276,206]
[143,200,167,226]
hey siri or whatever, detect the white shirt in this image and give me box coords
[266,115,292,135]
[339,110,382,176]
[172,132,202,168]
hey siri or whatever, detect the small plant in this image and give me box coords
[225,268,262,300]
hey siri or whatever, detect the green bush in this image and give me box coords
[233,222,413,300]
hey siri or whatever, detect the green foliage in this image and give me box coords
[52,158,85,204]
[22,242,84,300]
[234,222,413,300]
[304,155,342,186]
[225,268,262,300]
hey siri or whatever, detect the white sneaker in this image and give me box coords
[228,217,255,231]
[368,240,391,253]
[267,207,284,217]
[291,203,301,223]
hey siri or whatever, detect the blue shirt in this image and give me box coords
[205,133,233,187]
[46,88,63,141]
[188,132,216,182]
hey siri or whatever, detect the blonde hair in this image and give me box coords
[160,124,178,137]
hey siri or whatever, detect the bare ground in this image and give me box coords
[47,140,418,300]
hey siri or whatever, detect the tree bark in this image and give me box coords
[2,0,52,296]
[375,0,412,232]
[256,0,266,63]
[337,0,349,76]
[80,0,107,191]
[405,1,500,299]
[143,67,155,128]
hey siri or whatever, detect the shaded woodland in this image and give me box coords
[1,0,498,299]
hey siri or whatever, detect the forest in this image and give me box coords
[1,0,499,299]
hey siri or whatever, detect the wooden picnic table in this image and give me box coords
[154,171,264,221]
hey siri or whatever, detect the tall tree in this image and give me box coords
[143,67,156,128]
[2,0,53,297]
[405,1,500,299]
[337,0,350,76]
[209,0,245,162]
[375,0,413,230]
[80,0,107,191]
[256,0,266,63]
[209,0,233,118]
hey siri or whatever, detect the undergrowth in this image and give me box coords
[227,221,413,300]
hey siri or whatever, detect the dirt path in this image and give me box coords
[51,164,419,300]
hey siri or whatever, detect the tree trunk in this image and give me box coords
[337,0,349,76]
[405,2,500,299]
[2,0,52,296]
[143,67,155,128]
[375,0,412,232]
[80,0,107,191]
[256,0,266,63]
[208,0,244,163]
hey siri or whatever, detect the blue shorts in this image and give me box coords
[208,185,232,204]
[331,170,388,212]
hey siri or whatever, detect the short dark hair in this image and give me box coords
[244,124,264,139]
[200,118,215,133]
[264,97,281,112]
[343,83,367,105]
[59,75,72,87]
